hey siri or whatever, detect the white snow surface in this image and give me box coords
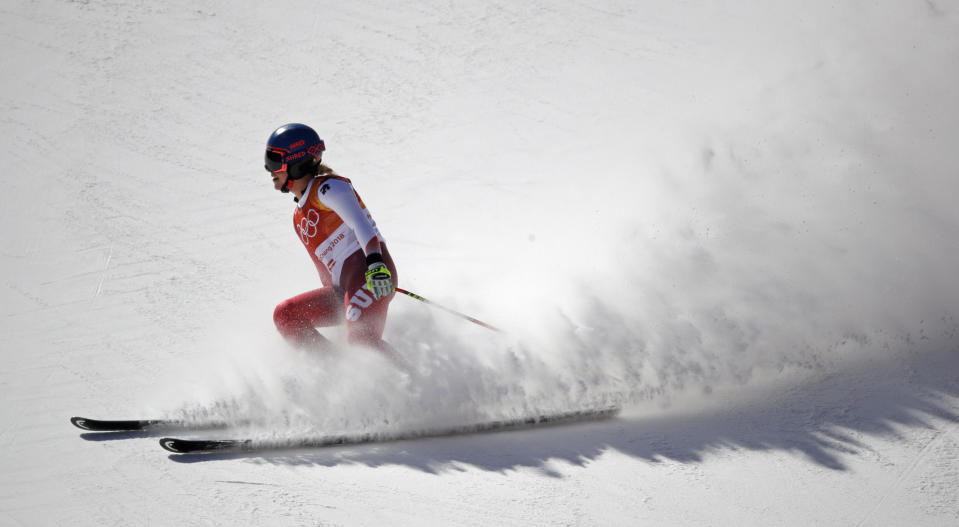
[2,0,959,525]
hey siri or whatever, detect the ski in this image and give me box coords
[70,416,229,432]
[160,406,619,454]
[160,438,252,453]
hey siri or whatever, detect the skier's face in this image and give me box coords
[270,169,288,192]
[265,146,290,192]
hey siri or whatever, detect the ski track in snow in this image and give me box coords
[2,0,959,525]
[856,419,959,527]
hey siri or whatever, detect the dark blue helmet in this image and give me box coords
[264,123,326,189]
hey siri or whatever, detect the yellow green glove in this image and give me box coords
[365,254,393,300]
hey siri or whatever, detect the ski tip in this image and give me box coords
[159,438,186,453]
[70,417,92,430]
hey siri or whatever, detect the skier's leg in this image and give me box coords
[340,245,400,358]
[342,284,393,351]
[273,287,343,350]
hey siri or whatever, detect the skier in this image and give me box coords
[264,123,397,355]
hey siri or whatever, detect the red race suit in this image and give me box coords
[273,174,397,352]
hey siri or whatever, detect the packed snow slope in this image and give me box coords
[2,0,959,525]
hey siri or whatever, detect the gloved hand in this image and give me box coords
[364,253,393,300]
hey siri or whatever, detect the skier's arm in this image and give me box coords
[363,237,383,258]
[316,179,382,256]
[316,178,393,298]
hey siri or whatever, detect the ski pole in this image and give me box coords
[395,287,502,332]
[396,289,624,384]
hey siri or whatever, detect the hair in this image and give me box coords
[316,163,341,178]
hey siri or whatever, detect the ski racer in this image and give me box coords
[264,123,397,354]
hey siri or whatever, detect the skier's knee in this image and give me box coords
[273,301,298,336]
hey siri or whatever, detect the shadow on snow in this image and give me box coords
[168,348,959,473]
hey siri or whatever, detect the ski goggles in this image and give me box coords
[264,147,288,173]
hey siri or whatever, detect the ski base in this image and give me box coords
[161,438,252,453]
[72,417,176,432]
[71,416,229,433]
[160,407,619,454]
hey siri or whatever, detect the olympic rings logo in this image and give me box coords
[298,209,320,243]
